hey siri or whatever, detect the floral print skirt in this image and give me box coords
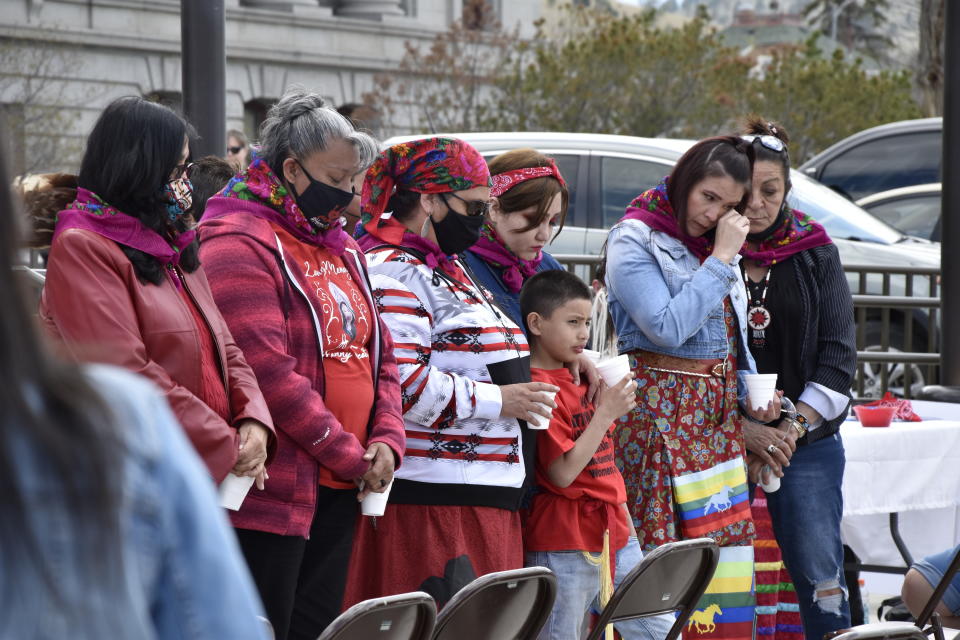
[614,337,756,639]
[615,352,754,549]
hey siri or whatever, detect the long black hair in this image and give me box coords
[77,96,199,284]
[0,137,124,623]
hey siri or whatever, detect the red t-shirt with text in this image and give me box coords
[274,225,374,489]
[524,367,630,553]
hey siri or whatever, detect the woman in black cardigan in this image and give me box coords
[738,118,856,640]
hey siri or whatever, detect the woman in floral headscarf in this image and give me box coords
[462,148,568,326]
[199,88,406,640]
[344,137,560,609]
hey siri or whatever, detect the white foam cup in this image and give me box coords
[759,465,781,493]
[596,355,631,387]
[361,479,394,517]
[219,473,256,511]
[744,373,778,410]
[526,390,558,430]
[582,349,603,363]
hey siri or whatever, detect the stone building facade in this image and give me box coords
[0,0,541,174]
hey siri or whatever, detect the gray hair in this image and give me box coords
[259,86,379,178]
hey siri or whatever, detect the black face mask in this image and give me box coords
[293,161,355,230]
[431,201,485,256]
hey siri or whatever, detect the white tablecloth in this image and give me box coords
[840,402,960,570]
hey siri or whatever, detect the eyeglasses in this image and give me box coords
[741,134,786,153]
[442,192,491,217]
[172,162,194,180]
[227,145,245,155]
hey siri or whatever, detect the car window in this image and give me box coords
[551,154,580,221]
[601,156,671,228]
[819,131,941,201]
[789,171,903,244]
[863,194,941,241]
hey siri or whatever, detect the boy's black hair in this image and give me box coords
[519,270,592,334]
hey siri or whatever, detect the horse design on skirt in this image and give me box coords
[687,603,723,633]
[703,485,733,514]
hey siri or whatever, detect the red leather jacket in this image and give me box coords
[39,228,275,482]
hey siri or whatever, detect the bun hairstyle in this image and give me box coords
[743,115,792,194]
[488,148,569,235]
[258,86,379,181]
[667,135,754,230]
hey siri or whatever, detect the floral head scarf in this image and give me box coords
[359,137,491,243]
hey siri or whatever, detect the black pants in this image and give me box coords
[236,487,358,640]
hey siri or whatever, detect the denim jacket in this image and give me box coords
[605,219,756,400]
[4,365,269,639]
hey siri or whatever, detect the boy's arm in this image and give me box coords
[622,503,638,538]
[546,403,618,489]
[546,375,637,489]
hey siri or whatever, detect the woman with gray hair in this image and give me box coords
[199,87,406,640]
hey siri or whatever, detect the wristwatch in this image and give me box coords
[791,413,810,438]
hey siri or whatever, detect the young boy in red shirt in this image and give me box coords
[519,270,674,640]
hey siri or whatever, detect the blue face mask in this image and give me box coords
[161,176,194,220]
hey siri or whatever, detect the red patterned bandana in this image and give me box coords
[359,137,491,239]
[490,160,566,197]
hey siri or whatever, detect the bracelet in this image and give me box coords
[785,417,807,439]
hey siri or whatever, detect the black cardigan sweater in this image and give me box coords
[789,243,857,444]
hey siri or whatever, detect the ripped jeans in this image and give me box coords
[766,433,851,640]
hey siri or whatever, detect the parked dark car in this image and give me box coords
[800,117,942,201]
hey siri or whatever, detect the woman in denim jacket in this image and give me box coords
[606,136,779,640]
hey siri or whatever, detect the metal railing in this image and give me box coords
[552,254,942,399]
[15,255,942,399]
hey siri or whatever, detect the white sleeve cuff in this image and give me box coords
[473,382,503,420]
[799,382,849,425]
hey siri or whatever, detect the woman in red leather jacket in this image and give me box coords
[34,96,275,484]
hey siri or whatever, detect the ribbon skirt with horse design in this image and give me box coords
[615,304,756,640]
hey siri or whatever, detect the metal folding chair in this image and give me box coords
[829,622,928,640]
[585,537,720,640]
[431,566,557,640]
[914,546,960,640]
[317,591,436,640]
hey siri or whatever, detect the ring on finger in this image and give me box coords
[766,444,778,454]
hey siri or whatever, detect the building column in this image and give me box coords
[335,0,404,19]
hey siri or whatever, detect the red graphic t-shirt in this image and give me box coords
[524,367,630,553]
[274,225,374,489]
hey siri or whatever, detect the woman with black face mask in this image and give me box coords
[198,87,407,640]
[346,137,559,611]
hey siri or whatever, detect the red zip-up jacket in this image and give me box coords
[40,228,276,483]
[199,203,405,537]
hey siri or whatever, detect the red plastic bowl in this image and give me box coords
[853,405,896,427]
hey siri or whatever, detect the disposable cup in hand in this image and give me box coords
[361,479,394,517]
[744,373,778,410]
[219,473,255,511]
[759,465,780,493]
[596,355,631,387]
[582,349,603,363]
[526,390,558,430]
